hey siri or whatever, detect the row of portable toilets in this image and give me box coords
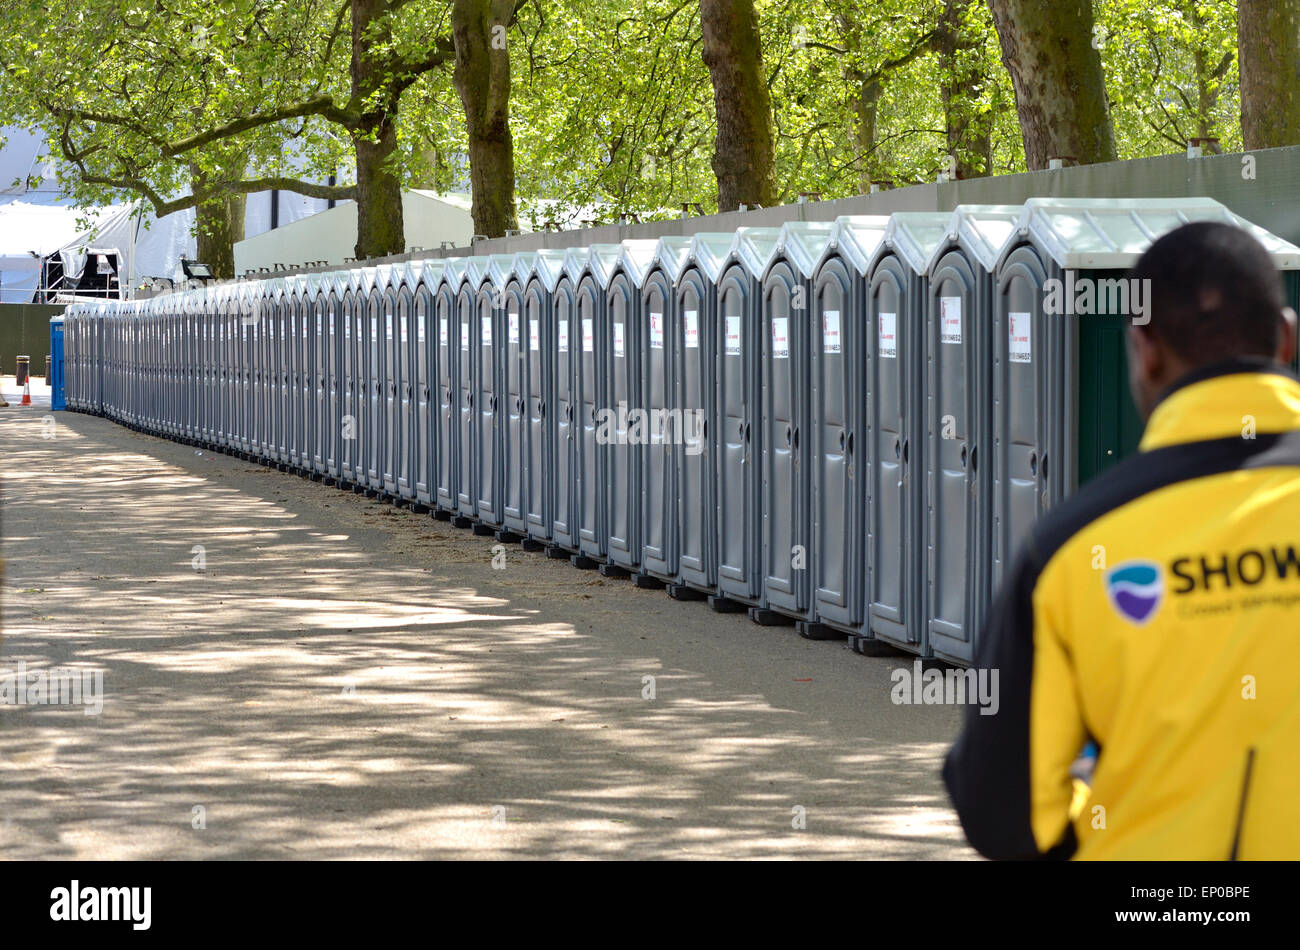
[57,198,1300,666]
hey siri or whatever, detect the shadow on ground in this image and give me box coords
[0,407,970,859]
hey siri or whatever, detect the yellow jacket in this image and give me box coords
[944,360,1300,860]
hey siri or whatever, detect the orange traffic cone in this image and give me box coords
[20,377,31,406]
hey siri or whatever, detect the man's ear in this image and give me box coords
[1129,323,1163,382]
[1277,307,1297,366]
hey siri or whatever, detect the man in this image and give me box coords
[943,221,1300,860]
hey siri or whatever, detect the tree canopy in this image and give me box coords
[1,0,1295,275]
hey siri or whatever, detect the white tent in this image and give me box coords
[0,125,334,300]
[234,189,476,272]
[0,201,132,302]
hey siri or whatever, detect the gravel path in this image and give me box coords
[0,405,970,859]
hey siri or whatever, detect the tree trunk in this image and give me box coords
[194,194,246,280]
[699,0,777,211]
[853,75,882,193]
[351,0,406,260]
[190,162,246,280]
[1238,0,1300,149]
[452,0,520,238]
[987,0,1118,168]
[937,0,993,179]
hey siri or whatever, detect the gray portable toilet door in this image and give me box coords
[550,279,577,549]
[714,264,761,604]
[259,298,272,454]
[326,291,342,479]
[502,281,527,533]
[291,294,305,467]
[284,295,298,465]
[523,278,552,541]
[275,296,289,460]
[606,274,640,569]
[301,293,316,471]
[245,300,257,452]
[992,244,1052,592]
[280,298,293,462]
[340,291,357,482]
[867,255,920,647]
[234,306,246,452]
[811,257,862,630]
[349,291,365,479]
[361,292,380,488]
[475,289,500,523]
[675,267,712,591]
[457,285,477,517]
[576,276,605,559]
[381,286,400,496]
[434,286,459,511]
[312,293,327,475]
[926,250,982,664]
[760,260,810,617]
[396,284,416,500]
[414,284,435,506]
[226,306,236,452]
[383,286,402,496]
[640,269,674,580]
[258,295,272,457]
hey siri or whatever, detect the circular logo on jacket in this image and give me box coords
[1104,560,1165,625]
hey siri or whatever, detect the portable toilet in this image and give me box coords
[861,212,952,655]
[410,260,443,509]
[520,250,567,551]
[920,205,1022,664]
[390,263,418,502]
[802,216,892,643]
[753,221,836,628]
[500,253,537,541]
[466,255,512,533]
[571,244,624,568]
[603,239,660,579]
[465,253,515,539]
[990,197,1300,599]
[432,258,469,516]
[709,228,782,612]
[638,236,694,592]
[671,232,741,600]
[544,247,591,556]
[49,315,66,410]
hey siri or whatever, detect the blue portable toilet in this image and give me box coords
[49,315,66,410]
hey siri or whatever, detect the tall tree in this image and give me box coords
[937,0,994,178]
[987,0,1118,167]
[699,0,777,210]
[452,0,520,237]
[1238,0,1300,149]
